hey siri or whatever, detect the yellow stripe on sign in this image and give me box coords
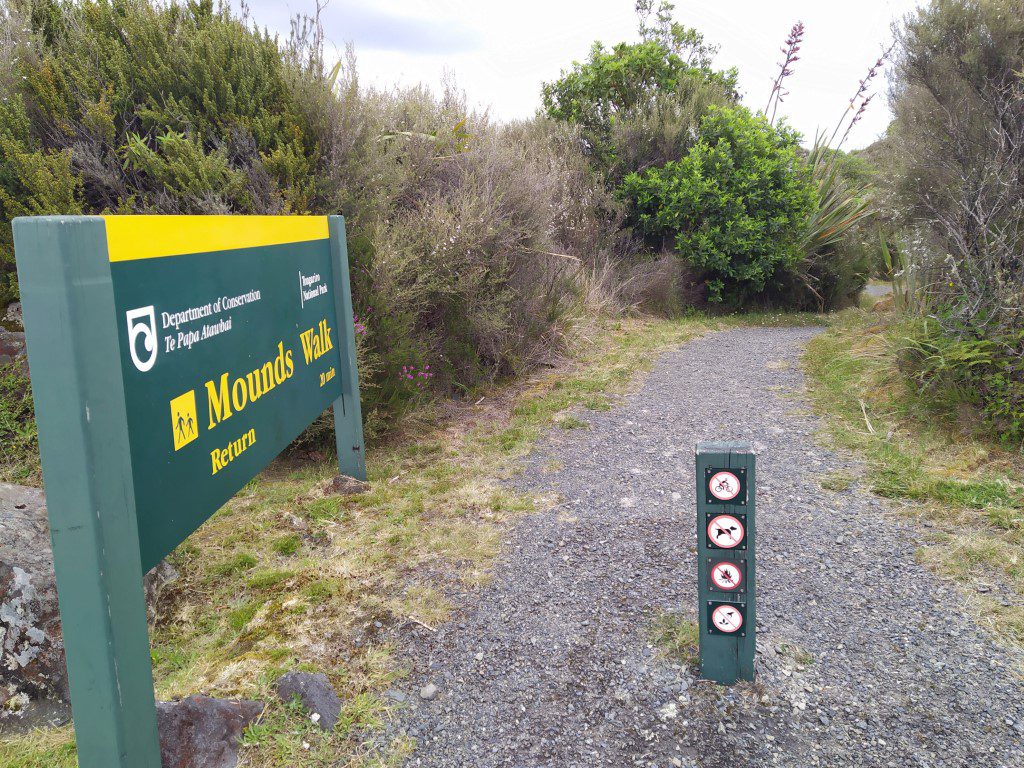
[103,215,330,262]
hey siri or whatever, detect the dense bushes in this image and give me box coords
[621,106,815,305]
[0,0,621,439]
[884,0,1024,445]
[542,2,870,311]
[0,0,895,457]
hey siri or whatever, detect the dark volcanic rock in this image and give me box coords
[0,484,67,706]
[326,474,370,495]
[0,329,26,366]
[276,671,341,730]
[156,695,264,768]
[0,483,178,722]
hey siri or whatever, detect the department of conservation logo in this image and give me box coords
[126,305,158,372]
[170,390,199,451]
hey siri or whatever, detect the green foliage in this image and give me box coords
[0,0,621,451]
[541,1,735,175]
[799,143,873,259]
[899,318,1024,445]
[768,140,874,311]
[621,106,816,305]
[0,95,83,305]
[0,362,38,483]
[541,39,733,132]
[884,0,1024,447]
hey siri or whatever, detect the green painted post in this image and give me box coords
[696,441,756,684]
[13,217,161,767]
[329,215,367,481]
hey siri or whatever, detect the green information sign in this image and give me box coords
[13,214,366,768]
[695,442,756,685]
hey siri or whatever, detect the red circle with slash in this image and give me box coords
[711,604,744,633]
[707,514,745,548]
[710,561,743,591]
[708,470,742,501]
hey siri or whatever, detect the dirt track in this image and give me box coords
[388,326,1024,768]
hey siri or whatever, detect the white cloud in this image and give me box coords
[240,0,924,149]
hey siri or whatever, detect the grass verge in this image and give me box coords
[649,612,699,667]
[1,310,818,766]
[803,309,1024,650]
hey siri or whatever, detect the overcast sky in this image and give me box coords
[240,0,925,150]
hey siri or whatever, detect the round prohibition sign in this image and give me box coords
[709,470,742,501]
[707,514,745,548]
[711,604,744,633]
[710,560,743,591]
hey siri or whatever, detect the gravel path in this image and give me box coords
[389,326,1024,768]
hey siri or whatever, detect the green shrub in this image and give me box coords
[883,0,1024,447]
[621,105,815,305]
[0,363,38,483]
[0,0,621,450]
[541,1,735,179]
[900,318,1024,446]
[779,143,873,310]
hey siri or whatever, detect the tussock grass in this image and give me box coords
[803,309,1024,648]
[0,726,76,768]
[649,611,700,667]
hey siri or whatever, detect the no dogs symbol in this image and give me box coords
[708,470,743,502]
[707,514,745,549]
[710,561,743,591]
[709,602,745,635]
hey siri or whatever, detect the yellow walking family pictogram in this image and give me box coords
[170,390,199,450]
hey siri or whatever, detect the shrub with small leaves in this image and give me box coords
[621,105,815,306]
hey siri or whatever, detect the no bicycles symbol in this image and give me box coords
[709,470,741,500]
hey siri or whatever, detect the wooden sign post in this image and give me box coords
[696,441,756,684]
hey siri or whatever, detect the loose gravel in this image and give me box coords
[389,326,1024,768]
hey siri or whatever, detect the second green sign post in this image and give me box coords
[696,441,756,684]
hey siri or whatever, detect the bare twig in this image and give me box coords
[859,399,876,435]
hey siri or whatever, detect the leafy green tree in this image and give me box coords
[541,1,736,173]
[621,105,816,305]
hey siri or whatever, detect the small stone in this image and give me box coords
[327,474,369,495]
[276,671,341,731]
[157,695,264,768]
[420,683,439,701]
[657,701,678,720]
